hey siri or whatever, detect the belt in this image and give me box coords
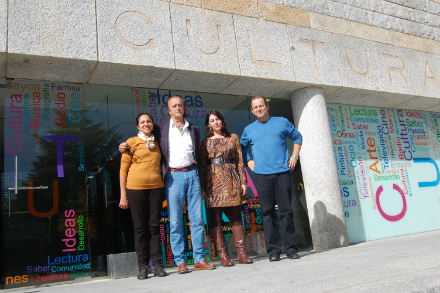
[208,157,235,165]
[168,163,196,172]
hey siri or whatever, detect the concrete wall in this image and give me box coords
[1,0,440,112]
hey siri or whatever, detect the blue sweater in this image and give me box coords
[240,117,302,175]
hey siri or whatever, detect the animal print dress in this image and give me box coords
[200,133,247,208]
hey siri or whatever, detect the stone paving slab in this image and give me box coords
[9,230,440,293]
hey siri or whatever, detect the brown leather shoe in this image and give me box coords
[177,263,189,274]
[193,260,216,271]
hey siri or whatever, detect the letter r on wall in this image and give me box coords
[384,54,409,84]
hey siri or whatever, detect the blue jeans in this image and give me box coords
[165,167,205,265]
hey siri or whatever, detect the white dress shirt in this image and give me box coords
[168,119,196,168]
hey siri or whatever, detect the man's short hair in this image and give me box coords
[251,95,267,106]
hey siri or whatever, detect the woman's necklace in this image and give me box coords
[138,131,156,149]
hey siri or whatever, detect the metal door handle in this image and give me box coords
[9,156,18,217]
[105,181,108,207]
[8,187,49,217]
[15,156,17,194]
[8,186,49,190]
[9,155,49,217]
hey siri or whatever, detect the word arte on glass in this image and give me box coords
[328,104,440,243]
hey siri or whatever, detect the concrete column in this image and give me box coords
[291,87,349,250]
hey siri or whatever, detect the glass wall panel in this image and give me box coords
[1,80,311,289]
[328,104,440,242]
[258,98,313,251]
[1,80,89,289]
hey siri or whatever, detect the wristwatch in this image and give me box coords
[292,155,299,160]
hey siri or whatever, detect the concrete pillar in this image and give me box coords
[291,87,349,250]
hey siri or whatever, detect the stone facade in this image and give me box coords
[3,0,440,250]
[2,0,440,111]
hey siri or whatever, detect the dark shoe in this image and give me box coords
[146,264,154,274]
[211,227,234,267]
[137,266,148,280]
[269,253,280,262]
[193,260,216,271]
[154,265,168,277]
[286,252,301,259]
[177,263,189,274]
[231,225,253,264]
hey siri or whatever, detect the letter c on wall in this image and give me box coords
[376,184,407,222]
[115,11,155,50]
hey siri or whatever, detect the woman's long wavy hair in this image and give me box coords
[204,110,230,138]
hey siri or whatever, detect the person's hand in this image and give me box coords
[288,156,297,170]
[240,184,247,197]
[202,191,207,201]
[247,160,255,171]
[119,142,129,153]
[119,196,129,209]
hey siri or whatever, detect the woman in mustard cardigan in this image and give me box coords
[119,113,167,280]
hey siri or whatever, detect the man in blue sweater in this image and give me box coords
[241,96,302,261]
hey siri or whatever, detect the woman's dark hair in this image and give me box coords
[204,110,230,138]
[135,113,154,126]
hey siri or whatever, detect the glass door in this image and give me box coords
[82,84,135,276]
[85,94,118,276]
[1,80,89,289]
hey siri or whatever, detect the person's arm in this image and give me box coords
[119,175,129,209]
[194,126,204,190]
[119,139,133,209]
[240,129,255,171]
[234,134,247,196]
[288,144,302,170]
[200,138,208,201]
[286,120,303,170]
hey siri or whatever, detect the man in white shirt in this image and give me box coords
[120,96,215,274]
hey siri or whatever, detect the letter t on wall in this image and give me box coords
[300,39,325,74]
[42,136,77,177]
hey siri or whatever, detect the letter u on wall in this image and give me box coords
[28,180,59,217]
[414,158,440,188]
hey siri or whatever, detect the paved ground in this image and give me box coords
[9,230,440,293]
